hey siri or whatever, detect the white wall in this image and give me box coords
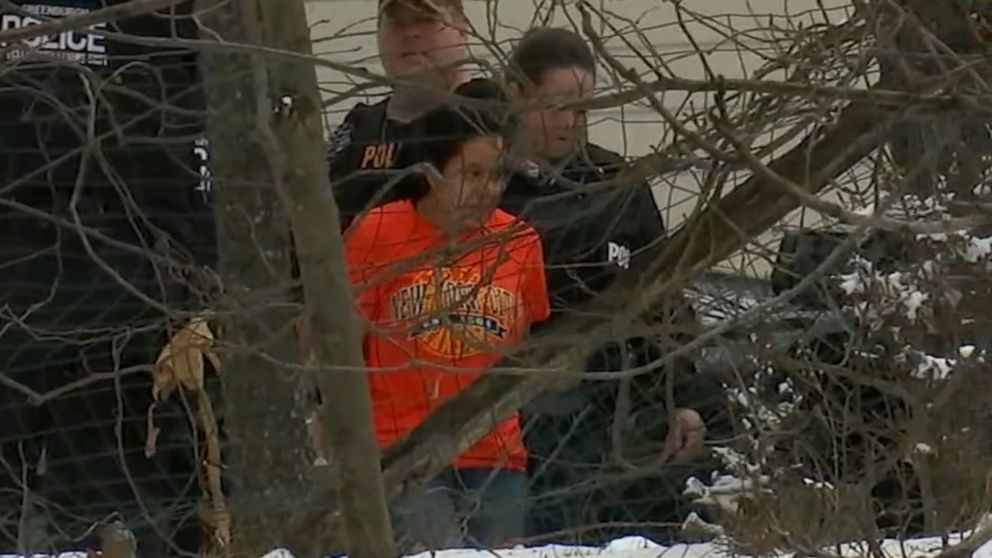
[305,0,856,276]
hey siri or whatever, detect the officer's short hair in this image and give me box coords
[508,27,596,89]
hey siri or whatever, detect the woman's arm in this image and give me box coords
[522,229,551,327]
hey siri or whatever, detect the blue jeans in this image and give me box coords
[393,467,526,552]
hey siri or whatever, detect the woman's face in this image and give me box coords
[377,4,467,82]
[429,136,505,227]
[518,66,595,161]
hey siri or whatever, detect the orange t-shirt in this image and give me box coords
[344,200,550,470]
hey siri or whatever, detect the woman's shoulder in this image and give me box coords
[346,201,418,244]
[488,209,541,243]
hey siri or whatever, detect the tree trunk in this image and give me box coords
[255,1,396,557]
[199,0,394,557]
[197,2,314,556]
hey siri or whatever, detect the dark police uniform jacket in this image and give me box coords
[0,0,214,323]
[325,78,497,228]
[500,144,723,540]
[326,97,426,228]
[501,145,665,445]
[499,143,671,424]
[500,144,665,316]
[0,2,210,549]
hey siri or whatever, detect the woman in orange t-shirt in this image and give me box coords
[344,80,550,551]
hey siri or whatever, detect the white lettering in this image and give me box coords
[24,5,87,17]
[65,29,88,51]
[0,7,108,66]
[1,13,19,32]
[86,28,106,54]
[607,242,631,270]
[193,138,212,196]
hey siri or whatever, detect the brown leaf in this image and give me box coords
[153,317,220,401]
[148,318,220,456]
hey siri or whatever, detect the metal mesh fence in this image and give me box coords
[0,1,210,553]
[2,0,992,556]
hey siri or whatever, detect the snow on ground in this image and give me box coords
[5,534,992,558]
[260,534,992,558]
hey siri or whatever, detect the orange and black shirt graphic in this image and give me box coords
[389,266,518,360]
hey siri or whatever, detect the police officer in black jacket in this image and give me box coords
[326,0,478,228]
[0,1,211,553]
[499,28,724,545]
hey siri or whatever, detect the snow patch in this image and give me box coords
[802,477,835,490]
[5,534,992,558]
[838,271,865,295]
[910,351,957,381]
[914,443,935,456]
[681,512,726,538]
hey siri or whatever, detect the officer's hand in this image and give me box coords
[663,407,706,463]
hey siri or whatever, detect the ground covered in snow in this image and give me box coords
[5,534,992,558]
[295,535,992,558]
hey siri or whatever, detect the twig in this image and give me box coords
[569,72,981,113]
[0,364,152,407]
[196,392,230,556]
[933,514,992,558]
[716,120,992,234]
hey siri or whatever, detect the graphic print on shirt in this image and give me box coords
[390,266,518,359]
[1,3,109,66]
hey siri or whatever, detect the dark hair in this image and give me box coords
[508,27,596,89]
[403,79,509,201]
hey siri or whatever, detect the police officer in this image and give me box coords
[0,1,212,553]
[327,0,476,228]
[498,28,724,544]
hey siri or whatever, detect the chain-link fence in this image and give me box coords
[3,0,992,556]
